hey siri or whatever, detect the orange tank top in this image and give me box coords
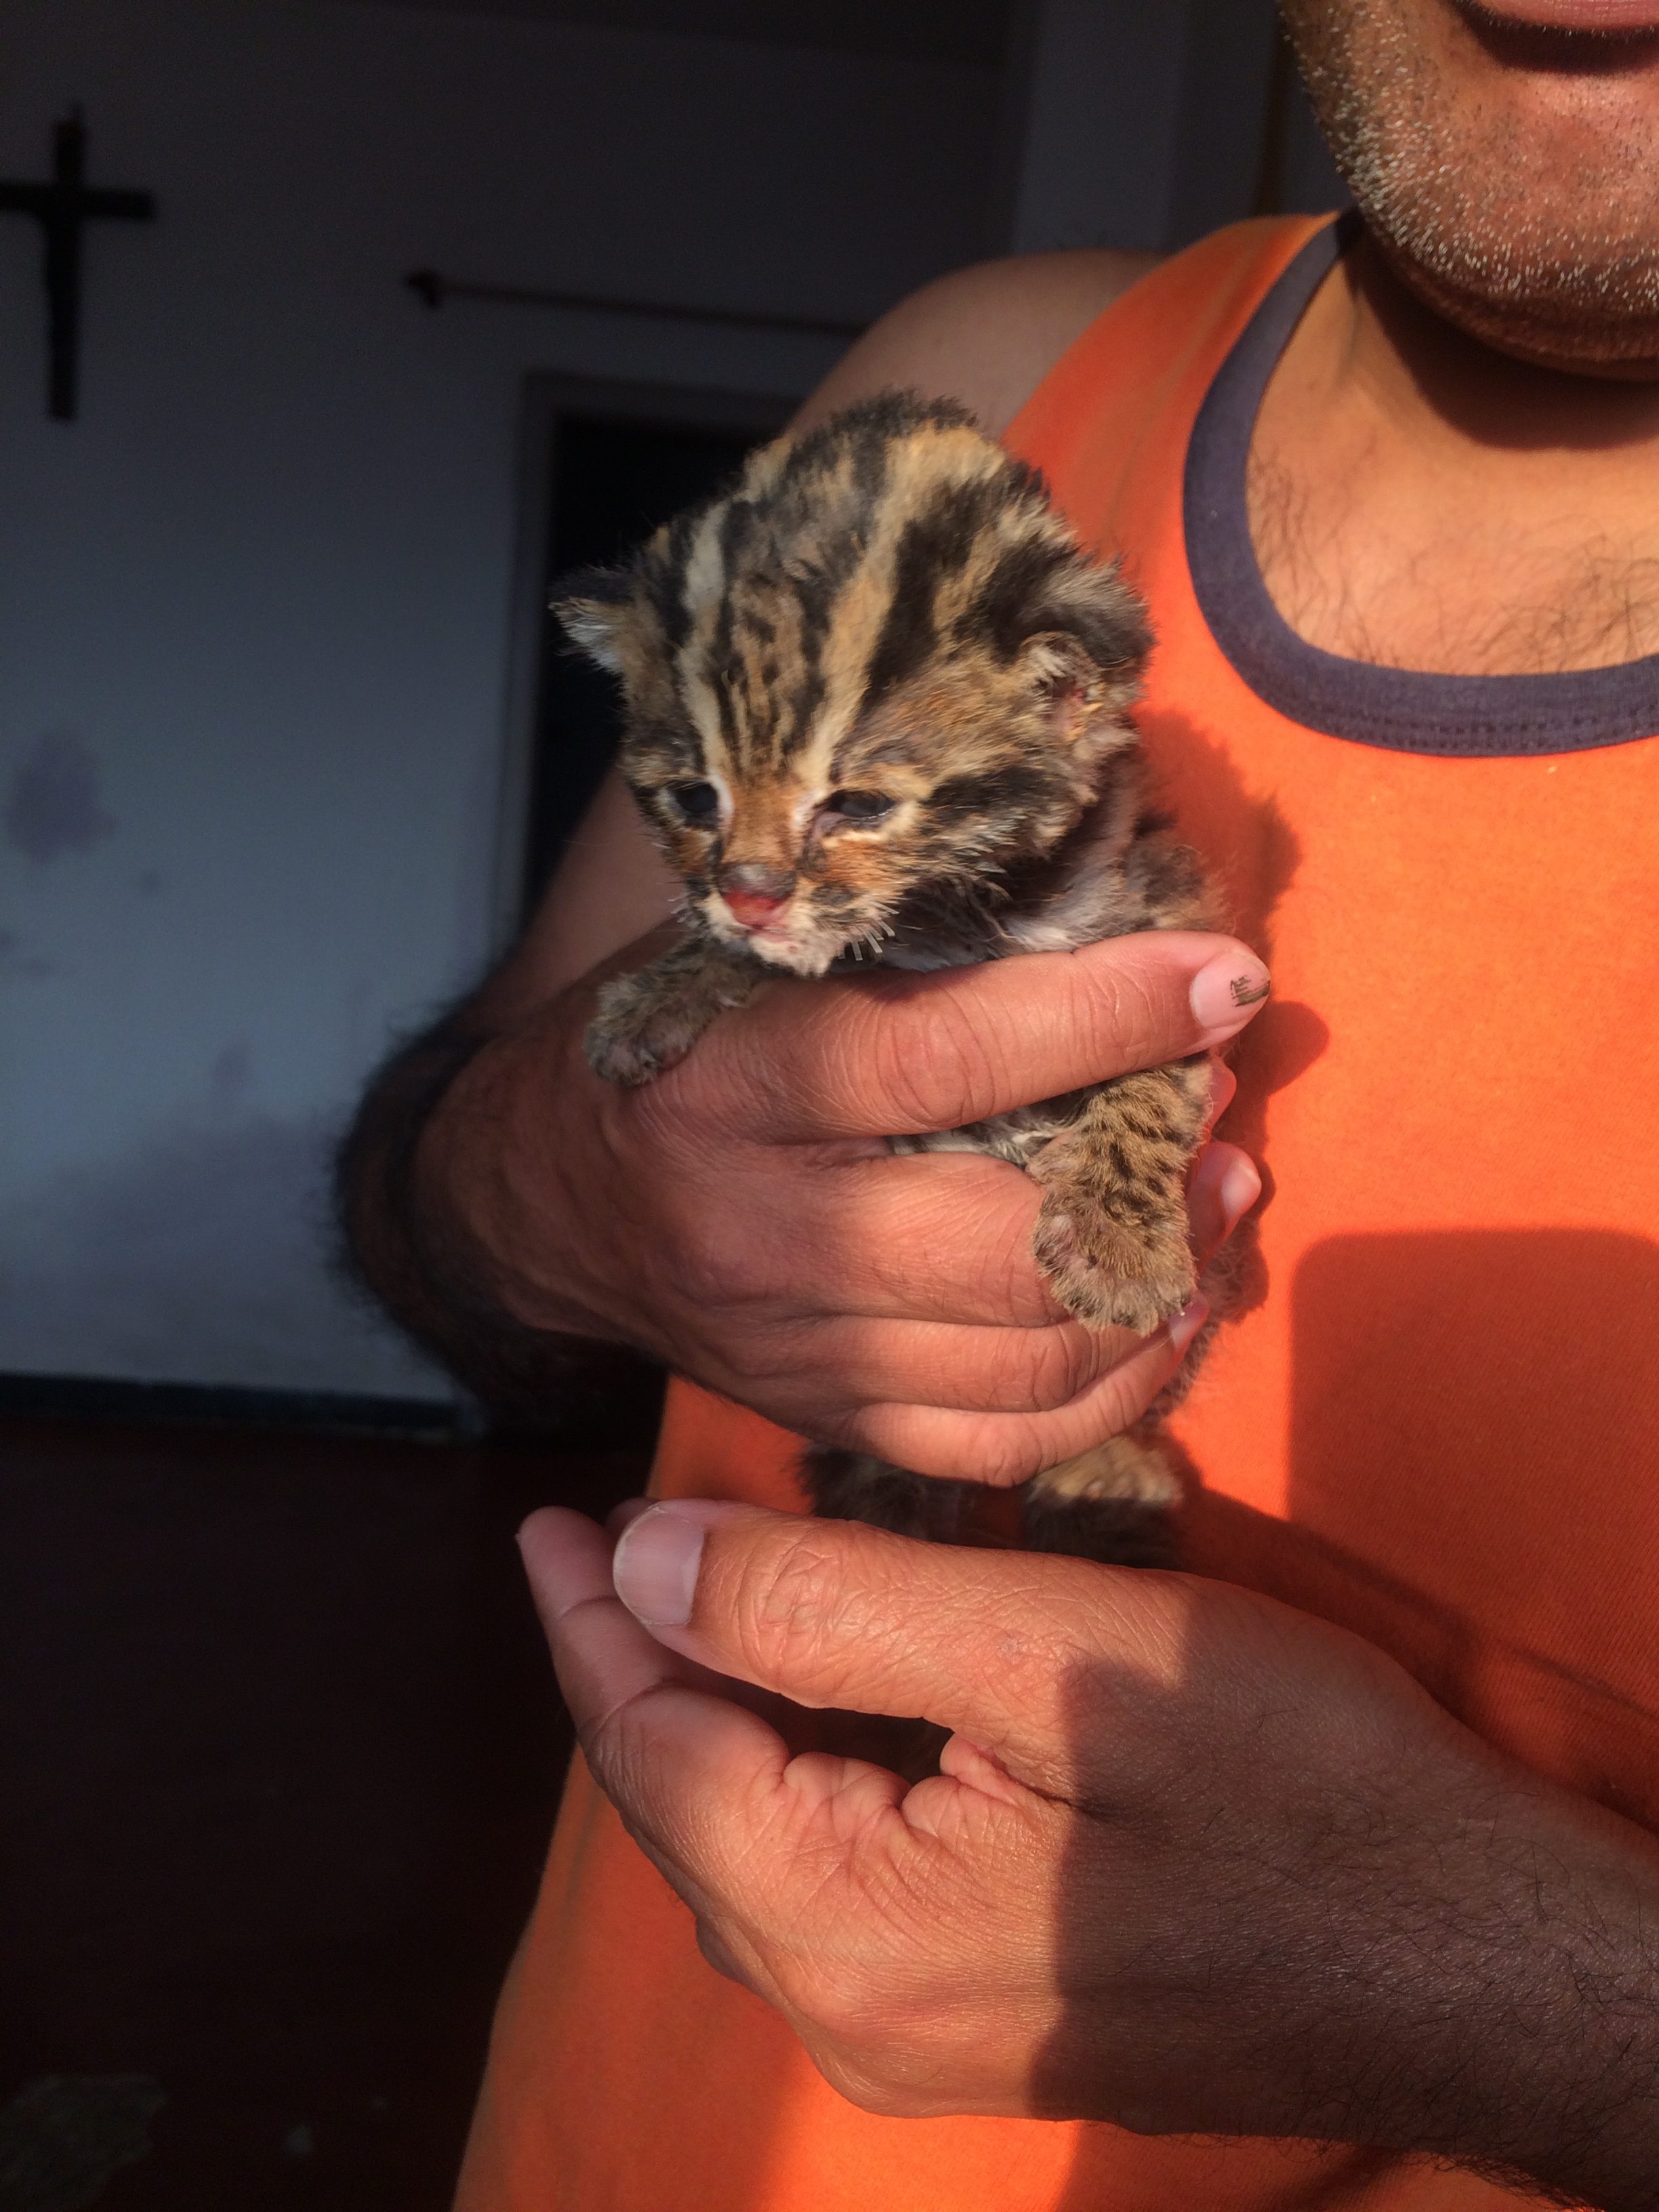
[454,216,1659,2212]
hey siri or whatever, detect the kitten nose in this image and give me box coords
[718,861,795,927]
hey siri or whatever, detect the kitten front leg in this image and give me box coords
[1028,1055,1210,1334]
[584,935,763,1086]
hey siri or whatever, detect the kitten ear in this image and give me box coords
[1019,558,1152,711]
[549,562,637,674]
[1020,631,1127,747]
[1022,632,1094,693]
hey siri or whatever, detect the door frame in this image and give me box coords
[491,373,796,951]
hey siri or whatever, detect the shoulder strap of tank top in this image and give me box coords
[1004,216,1328,558]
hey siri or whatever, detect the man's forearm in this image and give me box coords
[335,1004,655,1435]
[1446,1776,1659,2212]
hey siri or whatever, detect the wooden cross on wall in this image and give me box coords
[0,108,155,420]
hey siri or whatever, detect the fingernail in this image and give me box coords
[1218,1155,1261,1229]
[613,1502,706,1626]
[1166,1296,1209,1353]
[1190,951,1270,1037]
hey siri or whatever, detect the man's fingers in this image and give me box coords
[1187,1140,1261,1264]
[834,1307,1201,1482]
[738,1311,1149,1417]
[518,1507,926,1978]
[1205,1057,1237,1131]
[676,1131,1258,1341]
[518,1507,705,1742]
[527,1503,832,1743]
[611,1501,1181,1786]
[518,1506,791,1858]
[705,933,1269,1141]
[729,1151,1066,1328]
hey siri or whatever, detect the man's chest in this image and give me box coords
[1246,433,1659,676]
[1149,699,1659,1825]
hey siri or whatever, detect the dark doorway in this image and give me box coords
[519,392,794,918]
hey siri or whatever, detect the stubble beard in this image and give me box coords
[1282,0,1659,369]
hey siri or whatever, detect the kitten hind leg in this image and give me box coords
[799,1446,974,1782]
[1029,1055,1210,1334]
[585,935,762,1086]
[805,1437,1176,1568]
[804,1446,989,1547]
[1021,1431,1180,1565]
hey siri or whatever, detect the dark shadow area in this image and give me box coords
[1136,703,1327,1301]
[522,405,787,913]
[1347,232,1659,458]
[1280,1227,1659,1824]
[1139,705,1305,967]
[0,1415,647,2211]
[1042,1227,1659,2200]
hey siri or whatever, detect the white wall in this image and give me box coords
[0,0,999,1395]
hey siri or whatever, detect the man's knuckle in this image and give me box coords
[734,1525,855,1683]
[874,990,1006,1130]
[804,2036,916,2116]
[714,1333,771,1388]
[1016,1329,1095,1412]
[796,1963,875,2048]
[661,1202,773,1309]
[622,1072,708,1157]
[670,1236,742,1309]
[1076,958,1170,1073]
[964,1420,1050,1488]
[981,1209,1045,1319]
[722,1319,809,1391]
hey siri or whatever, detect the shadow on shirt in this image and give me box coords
[1050,1225,1659,2207]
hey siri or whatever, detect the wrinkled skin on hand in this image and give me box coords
[522,1501,1659,2208]
[421,928,1267,1486]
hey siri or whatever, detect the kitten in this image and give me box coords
[553,392,1232,1565]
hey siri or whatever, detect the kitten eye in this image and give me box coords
[826,789,894,822]
[666,780,720,825]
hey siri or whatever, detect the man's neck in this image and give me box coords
[1248,229,1659,676]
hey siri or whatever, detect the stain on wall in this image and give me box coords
[3,733,117,863]
[0,0,999,1394]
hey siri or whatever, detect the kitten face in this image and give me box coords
[553,393,1151,975]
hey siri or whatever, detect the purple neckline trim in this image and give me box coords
[1182,216,1659,757]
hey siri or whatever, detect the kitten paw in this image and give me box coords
[583,978,700,1086]
[1032,1199,1195,1334]
[583,946,762,1087]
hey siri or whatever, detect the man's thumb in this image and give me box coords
[611,1498,1131,1778]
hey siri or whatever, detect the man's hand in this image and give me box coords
[523,1500,1659,2209]
[419,929,1265,1483]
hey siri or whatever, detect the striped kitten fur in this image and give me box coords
[554,392,1223,1565]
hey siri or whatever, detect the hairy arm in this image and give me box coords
[337,249,1170,1434]
[527,1498,1659,2209]
[335,775,676,1427]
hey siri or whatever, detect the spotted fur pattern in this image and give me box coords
[555,392,1225,1565]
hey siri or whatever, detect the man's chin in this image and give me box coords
[1286,0,1659,378]
[1378,228,1659,376]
